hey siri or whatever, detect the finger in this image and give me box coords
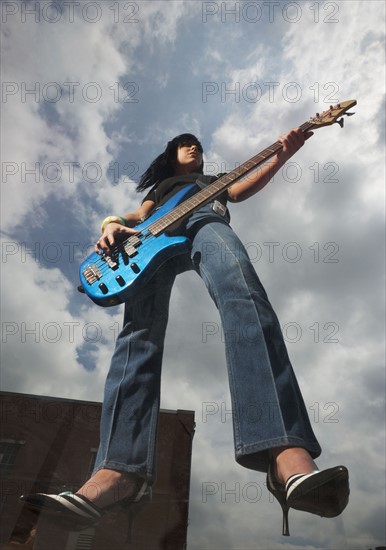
[291,131,307,150]
[94,240,107,254]
[289,129,305,146]
[279,130,301,147]
[279,135,299,151]
[106,233,115,248]
[95,234,114,254]
[123,227,140,237]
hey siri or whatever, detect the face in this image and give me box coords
[174,140,203,175]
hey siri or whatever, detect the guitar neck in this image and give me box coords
[148,120,315,236]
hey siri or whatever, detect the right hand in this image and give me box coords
[95,223,139,254]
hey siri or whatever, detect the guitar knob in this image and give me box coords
[99,283,108,294]
[130,263,140,274]
[115,275,125,287]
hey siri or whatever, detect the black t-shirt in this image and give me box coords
[142,173,228,209]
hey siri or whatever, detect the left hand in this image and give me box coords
[277,127,313,163]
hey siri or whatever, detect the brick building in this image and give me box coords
[0,391,195,549]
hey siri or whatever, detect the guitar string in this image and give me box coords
[83,105,357,285]
[84,121,315,280]
[146,120,314,236]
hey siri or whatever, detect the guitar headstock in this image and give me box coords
[310,100,357,129]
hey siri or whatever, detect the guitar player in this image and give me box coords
[21,128,349,537]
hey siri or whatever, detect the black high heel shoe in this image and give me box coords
[19,479,151,532]
[266,462,349,536]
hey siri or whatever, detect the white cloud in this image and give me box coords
[0,238,124,400]
[1,1,385,548]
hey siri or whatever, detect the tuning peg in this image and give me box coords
[336,118,344,128]
[345,111,355,116]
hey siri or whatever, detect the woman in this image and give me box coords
[21,130,349,536]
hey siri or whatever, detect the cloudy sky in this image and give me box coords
[1,1,385,548]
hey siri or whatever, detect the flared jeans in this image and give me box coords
[93,205,321,482]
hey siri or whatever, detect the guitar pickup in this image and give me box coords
[124,236,142,258]
[129,235,141,247]
[124,244,138,258]
[83,265,102,285]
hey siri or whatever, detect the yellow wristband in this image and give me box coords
[101,216,127,232]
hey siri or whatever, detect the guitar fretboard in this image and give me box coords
[148,121,314,236]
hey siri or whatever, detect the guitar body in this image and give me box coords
[79,184,199,307]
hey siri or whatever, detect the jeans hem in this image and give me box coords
[235,437,322,473]
[92,462,152,482]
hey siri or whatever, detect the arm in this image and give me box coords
[227,127,313,203]
[95,199,155,253]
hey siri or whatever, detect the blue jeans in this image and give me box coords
[93,204,321,482]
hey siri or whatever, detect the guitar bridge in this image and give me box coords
[82,264,102,285]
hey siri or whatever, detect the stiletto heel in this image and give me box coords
[266,461,349,536]
[267,462,291,536]
[282,505,290,537]
[120,483,152,542]
[124,495,150,542]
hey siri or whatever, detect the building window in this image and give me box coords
[0,440,24,477]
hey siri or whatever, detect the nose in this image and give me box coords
[190,144,198,152]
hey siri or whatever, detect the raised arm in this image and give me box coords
[227,127,313,203]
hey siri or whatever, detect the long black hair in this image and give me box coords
[137,133,204,192]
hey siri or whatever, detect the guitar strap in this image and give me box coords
[195,174,215,189]
[195,174,227,189]
[195,174,229,219]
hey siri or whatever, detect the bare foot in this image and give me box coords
[272,447,318,485]
[76,469,141,508]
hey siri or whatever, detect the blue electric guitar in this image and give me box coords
[79,101,356,306]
